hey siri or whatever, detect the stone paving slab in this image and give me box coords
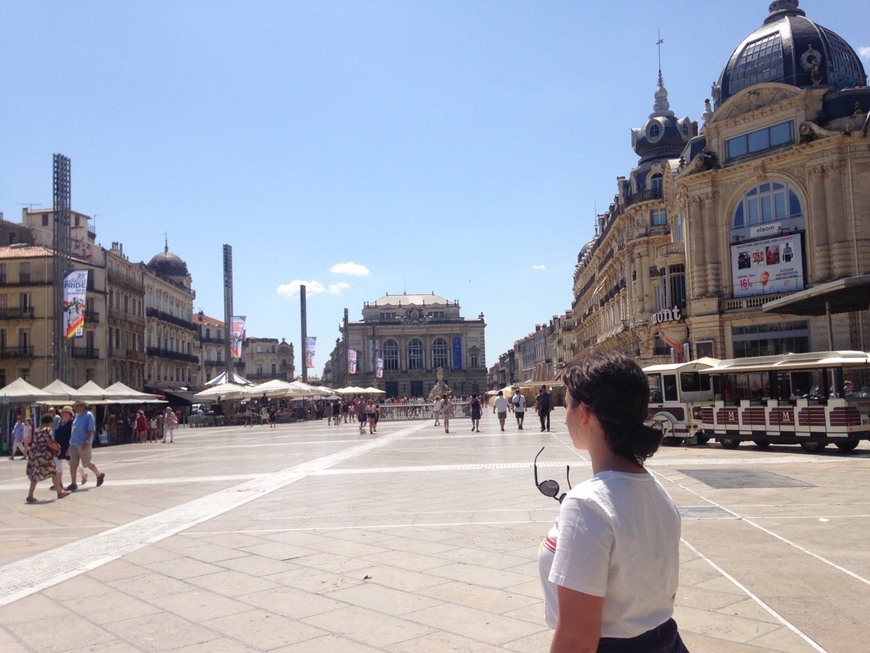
[1,410,870,651]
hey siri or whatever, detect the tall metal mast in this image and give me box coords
[52,154,72,383]
[223,245,233,382]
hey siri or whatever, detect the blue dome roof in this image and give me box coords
[715,1,866,108]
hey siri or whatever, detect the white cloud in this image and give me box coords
[531,264,547,271]
[860,46,870,61]
[330,261,370,277]
[276,280,350,297]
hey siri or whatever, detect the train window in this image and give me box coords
[681,372,700,392]
[648,375,663,403]
[664,375,678,401]
[680,372,712,393]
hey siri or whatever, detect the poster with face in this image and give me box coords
[731,233,804,298]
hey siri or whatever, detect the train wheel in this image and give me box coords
[753,440,771,449]
[799,441,827,453]
[719,437,740,449]
[835,441,860,452]
[650,417,679,446]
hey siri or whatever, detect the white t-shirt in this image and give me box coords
[538,471,681,637]
[493,396,510,413]
[433,399,442,413]
[513,394,526,412]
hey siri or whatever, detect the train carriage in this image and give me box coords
[698,351,870,452]
[642,357,720,445]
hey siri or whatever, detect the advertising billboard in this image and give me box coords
[731,233,804,298]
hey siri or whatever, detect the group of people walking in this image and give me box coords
[132,407,179,443]
[14,400,107,504]
[431,386,553,434]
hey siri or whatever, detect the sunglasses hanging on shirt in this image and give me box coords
[533,446,571,503]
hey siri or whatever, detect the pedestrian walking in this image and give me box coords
[536,385,552,432]
[24,414,70,503]
[163,407,178,443]
[469,394,482,432]
[492,391,509,432]
[10,415,27,460]
[441,395,453,433]
[54,406,87,487]
[539,352,688,652]
[67,401,106,492]
[513,391,526,430]
[433,396,442,426]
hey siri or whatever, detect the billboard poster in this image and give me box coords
[347,349,357,375]
[731,233,804,298]
[230,316,246,359]
[452,337,462,370]
[305,336,316,368]
[376,357,383,379]
[63,270,88,339]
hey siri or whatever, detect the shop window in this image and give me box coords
[732,181,802,228]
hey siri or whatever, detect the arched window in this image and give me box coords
[651,174,663,195]
[733,182,802,228]
[432,338,448,369]
[383,339,399,371]
[408,338,424,370]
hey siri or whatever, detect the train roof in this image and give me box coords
[699,351,870,374]
[642,357,721,374]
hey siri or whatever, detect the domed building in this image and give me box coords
[142,239,199,392]
[674,0,870,361]
[569,0,870,370]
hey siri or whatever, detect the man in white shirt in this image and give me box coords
[493,391,510,432]
[512,391,526,430]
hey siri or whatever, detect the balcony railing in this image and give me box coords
[71,348,100,359]
[721,293,787,312]
[146,307,196,331]
[84,309,100,324]
[656,242,685,259]
[146,347,199,364]
[0,346,35,359]
[0,307,35,319]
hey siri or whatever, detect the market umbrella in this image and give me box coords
[335,386,368,395]
[104,382,165,404]
[204,371,254,387]
[192,383,248,402]
[362,386,386,395]
[285,381,328,397]
[241,379,295,398]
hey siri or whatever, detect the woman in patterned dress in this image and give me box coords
[24,414,70,504]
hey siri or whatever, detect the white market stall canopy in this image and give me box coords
[103,382,166,404]
[0,378,54,404]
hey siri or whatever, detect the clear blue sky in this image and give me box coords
[2,1,867,377]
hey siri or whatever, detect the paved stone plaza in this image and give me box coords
[1,409,869,652]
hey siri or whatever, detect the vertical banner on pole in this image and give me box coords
[305,336,316,369]
[230,316,246,359]
[63,270,88,339]
[347,350,357,375]
[375,357,384,379]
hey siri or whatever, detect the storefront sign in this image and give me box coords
[652,306,682,324]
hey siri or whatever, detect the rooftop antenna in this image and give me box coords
[18,203,41,211]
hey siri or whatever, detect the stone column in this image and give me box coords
[702,192,721,294]
[824,161,845,278]
[807,165,830,282]
[687,196,708,298]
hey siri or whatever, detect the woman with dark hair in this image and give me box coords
[539,351,688,653]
